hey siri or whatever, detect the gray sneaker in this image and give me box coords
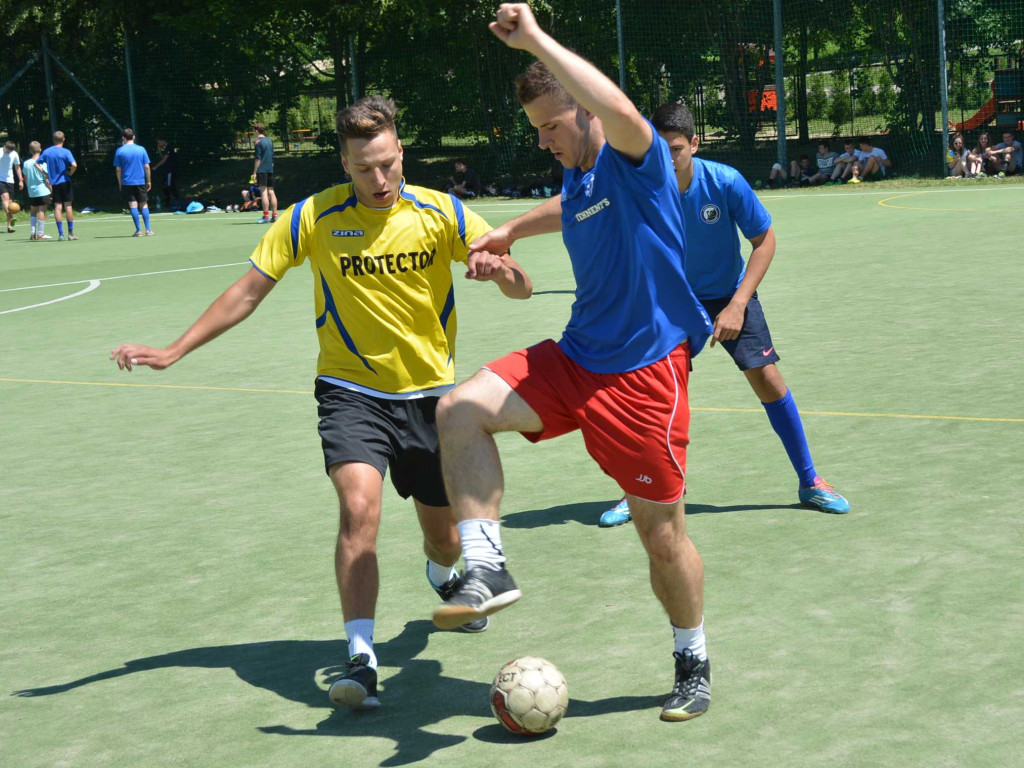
[429,565,489,633]
[432,566,521,630]
[660,649,711,721]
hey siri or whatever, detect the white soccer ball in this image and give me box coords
[490,656,569,736]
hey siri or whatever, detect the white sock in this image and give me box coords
[673,618,707,661]
[38,219,44,235]
[344,619,376,669]
[426,559,457,588]
[457,518,505,572]
[30,216,37,235]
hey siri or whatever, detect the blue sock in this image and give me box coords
[130,207,141,231]
[762,389,817,487]
[68,221,74,233]
[57,221,64,236]
[141,207,151,230]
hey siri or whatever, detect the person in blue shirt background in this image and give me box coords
[38,131,77,240]
[113,127,154,236]
[600,102,850,528]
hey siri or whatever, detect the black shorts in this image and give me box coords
[123,185,148,205]
[29,195,51,207]
[257,172,274,189]
[51,181,73,204]
[0,181,13,197]
[315,379,449,506]
[699,292,780,371]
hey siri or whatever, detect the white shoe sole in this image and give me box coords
[432,589,522,630]
[329,680,380,710]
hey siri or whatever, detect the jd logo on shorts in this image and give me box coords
[635,473,653,484]
[700,204,721,224]
[333,229,364,237]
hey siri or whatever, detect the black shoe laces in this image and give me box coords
[671,649,707,697]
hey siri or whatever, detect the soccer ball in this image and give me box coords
[490,656,568,736]
[8,201,20,214]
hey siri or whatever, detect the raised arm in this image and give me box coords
[110,267,276,371]
[489,3,651,162]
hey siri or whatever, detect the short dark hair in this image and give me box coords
[858,136,873,146]
[818,140,831,150]
[122,127,135,141]
[3,140,15,152]
[252,122,266,135]
[651,102,695,141]
[336,96,398,150]
[844,138,855,146]
[514,60,576,108]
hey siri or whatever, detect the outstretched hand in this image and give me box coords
[489,3,544,51]
[468,225,514,258]
[109,343,176,371]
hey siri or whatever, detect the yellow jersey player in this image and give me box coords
[111,96,532,710]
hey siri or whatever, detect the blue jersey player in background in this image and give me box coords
[600,102,849,527]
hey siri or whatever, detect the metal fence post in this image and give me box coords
[615,0,627,93]
[41,33,58,135]
[773,0,787,167]
[124,27,139,133]
[937,0,950,175]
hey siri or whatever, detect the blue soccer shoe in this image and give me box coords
[798,477,850,514]
[599,498,632,527]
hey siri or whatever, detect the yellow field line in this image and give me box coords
[2,377,1022,424]
[877,191,1021,213]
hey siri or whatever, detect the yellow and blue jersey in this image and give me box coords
[249,180,490,397]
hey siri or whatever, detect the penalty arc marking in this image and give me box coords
[0,280,101,315]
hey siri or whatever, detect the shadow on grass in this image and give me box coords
[531,289,575,295]
[12,619,655,765]
[503,499,805,529]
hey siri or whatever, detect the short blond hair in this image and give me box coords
[29,141,41,154]
[53,131,65,144]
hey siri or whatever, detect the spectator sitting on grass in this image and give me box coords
[855,137,891,182]
[446,159,482,199]
[829,139,859,183]
[990,130,1021,176]
[812,140,839,185]
[970,132,996,177]
[946,133,969,178]
[787,154,817,187]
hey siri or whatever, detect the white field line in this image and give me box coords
[0,262,249,294]
[0,280,101,314]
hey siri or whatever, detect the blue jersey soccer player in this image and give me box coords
[39,132,78,240]
[599,102,849,528]
[432,3,715,722]
[111,96,533,710]
[113,128,154,236]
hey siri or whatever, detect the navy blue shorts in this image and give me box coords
[699,292,780,371]
[314,379,449,507]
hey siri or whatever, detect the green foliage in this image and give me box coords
[828,70,853,135]
[807,73,829,121]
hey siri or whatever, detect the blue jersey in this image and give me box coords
[679,157,772,301]
[255,136,274,173]
[114,143,151,186]
[559,123,711,373]
[38,146,76,185]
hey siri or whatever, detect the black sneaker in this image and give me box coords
[429,565,489,633]
[431,566,521,630]
[328,653,380,709]
[660,649,711,721]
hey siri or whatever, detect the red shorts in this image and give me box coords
[485,339,691,503]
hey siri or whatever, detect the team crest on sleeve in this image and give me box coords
[584,174,595,198]
[700,204,721,224]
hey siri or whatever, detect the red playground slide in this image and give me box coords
[951,82,995,132]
